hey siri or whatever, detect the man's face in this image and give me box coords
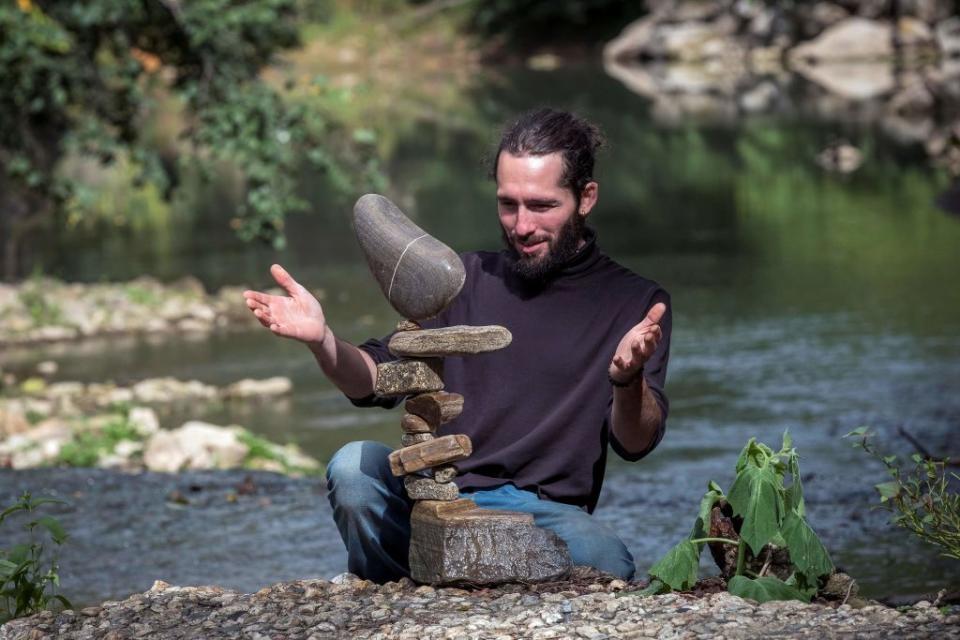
[496,151,596,281]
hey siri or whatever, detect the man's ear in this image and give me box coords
[579,181,599,216]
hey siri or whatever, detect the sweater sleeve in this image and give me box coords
[610,290,672,461]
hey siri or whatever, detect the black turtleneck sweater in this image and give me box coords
[353,231,671,513]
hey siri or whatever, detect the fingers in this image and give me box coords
[243,290,273,305]
[270,264,304,298]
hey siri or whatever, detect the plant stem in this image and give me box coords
[689,537,740,546]
[735,539,747,576]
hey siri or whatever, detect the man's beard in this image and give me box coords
[502,213,586,284]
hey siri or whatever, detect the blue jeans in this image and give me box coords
[326,440,635,583]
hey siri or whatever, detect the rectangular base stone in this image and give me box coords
[409,501,572,585]
[375,359,444,397]
[388,434,472,476]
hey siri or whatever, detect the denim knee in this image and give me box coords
[561,519,636,580]
[326,440,394,511]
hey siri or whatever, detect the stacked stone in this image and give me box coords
[354,193,572,585]
[378,321,513,503]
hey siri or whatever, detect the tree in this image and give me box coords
[0,0,373,280]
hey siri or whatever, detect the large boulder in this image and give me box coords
[143,422,249,472]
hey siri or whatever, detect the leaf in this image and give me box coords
[844,426,870,439]
[36,516,67,545]
[875,481,901,502]
[781,510,833,579]
[785,571,819,601]
[621,579,671,598]
[782,430,792,452]
[691,488,723,541]
[728,575,811,603]
[734,438,755,473]
[786,452,805,518]
[727,464,784,555]
[649,539,701,591]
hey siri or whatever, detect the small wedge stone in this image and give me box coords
[401,413,433,434]
[388,434,472,476]
[404,392,463,426]
[432,465,457,483]
[388,325,512,357]
[404,476,459,501]
[401,432,434,447]
[375,359,443,396]
[396,319,421,332]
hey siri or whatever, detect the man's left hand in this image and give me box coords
[609,302,666,384]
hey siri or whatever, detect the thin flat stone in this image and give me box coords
[400,413,434,434]
[388,434,472,476]
[404,476,459,501]
[414,498,476,518]
[388,325,512,357]
[404,392,463,427]
[432,465,457,483]
[375,359,443,397]
[409,502,571,585]
[353,194,466,321]
[396,319,421,332]
[401,432,434,447]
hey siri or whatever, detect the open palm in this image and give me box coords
[609,302,666,382]
[243,264,326,343]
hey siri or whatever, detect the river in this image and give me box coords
[1,63,959,607]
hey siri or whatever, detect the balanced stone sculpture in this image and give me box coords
[352,194,572,585]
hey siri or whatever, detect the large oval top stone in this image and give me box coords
[353,194,465,321]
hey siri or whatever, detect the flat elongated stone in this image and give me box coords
[409,502,571,585]
[432,465,457,483]
[415,498,476,517]
[400,413,433,434]
[353,194,466,321]
[401,432,434,447]
[388,434,472,476]
[375,360,443,397]
[404,476,459,501]
[404,392,463,426]
[388,325,513,357]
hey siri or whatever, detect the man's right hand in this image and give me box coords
[243,264,327,345]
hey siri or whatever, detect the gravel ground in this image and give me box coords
[3,570,958,639]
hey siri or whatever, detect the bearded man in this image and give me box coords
[243,108,671,582]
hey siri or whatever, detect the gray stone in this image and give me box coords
[388,434,472,476]
[352,194,465,321]
[401,413,433,434]
[401,432,434,447]
[388,325,512,357]
[409,501,571,585]
[404,476,459,501]
[404,392,464,426]
[396,319,421,332]
[432,465,457,483]
[375,359,444,397]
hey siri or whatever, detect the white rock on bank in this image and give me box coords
[143,422,249,472]
[223,377,293,399]
[0,419,72,468]
[128,407,160,436]
[132,378,218,404]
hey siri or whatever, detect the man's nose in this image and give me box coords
[515,207,537,237]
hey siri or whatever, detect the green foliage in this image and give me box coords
[17,288,63,327]
[635,432,834,603]
[0,491,72,623]
[845,427,960,561]
[0,0,379,272]
[238,429,322,476]
[57,414,140,467]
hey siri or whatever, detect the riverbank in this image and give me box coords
[0,276,261,346]
[0,373,320,475]
[3,570,957,639]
